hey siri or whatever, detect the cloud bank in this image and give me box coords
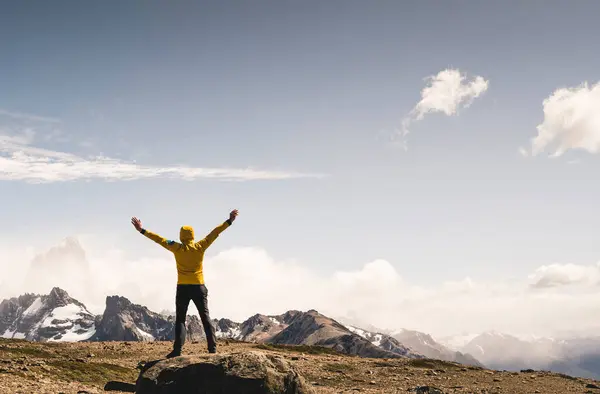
[400,68,489,138]
[2,237,599,340]
[527,81,600,157]
[529,262,600,288]
[0,132,322,183]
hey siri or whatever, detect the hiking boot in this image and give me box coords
[166,349,181,359]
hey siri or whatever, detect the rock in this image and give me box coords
[586,383,600,389]
[136,351,315,394]
[409,386,444,394]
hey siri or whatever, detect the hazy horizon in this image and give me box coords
[2,1,600,341]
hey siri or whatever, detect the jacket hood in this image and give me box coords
[179,226,195,243]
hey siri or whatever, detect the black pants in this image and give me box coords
[174,284,217,352]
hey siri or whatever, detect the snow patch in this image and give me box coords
[135,326,155,341]
[373,334,383,347]
[13,332,26,339]
[1,329,16,339]
[51,304,90,320]
[49,324,96,342]
[269,317,280,325]
[22,297,43,317]
[216,326,242,340]
[346,325,368,339]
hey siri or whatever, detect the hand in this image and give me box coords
[229,209,239,222]
[131,217,143,232]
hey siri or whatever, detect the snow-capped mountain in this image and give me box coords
[267,309,420,359]
[0,287,96,342]
[23,238,94,298]
[214,311,302,342]
[216,310,421,358]
[392,328,483,367]
[445,331,600,379]
[344,325,482,367]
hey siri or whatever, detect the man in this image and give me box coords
[131,209,238,357]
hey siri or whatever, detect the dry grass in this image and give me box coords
[0,337,599,393]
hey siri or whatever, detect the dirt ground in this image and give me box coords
[1,338,599,394]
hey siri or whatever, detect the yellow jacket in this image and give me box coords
[140,220,232,285]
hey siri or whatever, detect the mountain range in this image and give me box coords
[0,287,483,366]
[440,331,600,379]
[3,287,599,379]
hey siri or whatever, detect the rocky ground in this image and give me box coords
[1,338,600,394]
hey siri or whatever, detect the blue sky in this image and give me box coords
[2,1,600,336]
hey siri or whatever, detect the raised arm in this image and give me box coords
[131,217,180,253]
[196,209,238,250]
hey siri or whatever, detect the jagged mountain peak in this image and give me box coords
[0,288,95,342]
[104,295,134,313]
[47,287,74,308]
[30,237,87,265]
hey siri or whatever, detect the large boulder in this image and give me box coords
[136,351,315,394]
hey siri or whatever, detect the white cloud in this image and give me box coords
[2,238,600,340]
[0,132,322,183]
[400,68,489,138]
[528,262,600,288]
[527,81,600,157]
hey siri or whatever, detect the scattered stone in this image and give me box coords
[521,369,535,373]
[86,353,95,358]
[369,380,376,385]
[409,386,444,394]
[493,378,502,382]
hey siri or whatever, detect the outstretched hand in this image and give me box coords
[229,209,239,222]
[131,217,143,232]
